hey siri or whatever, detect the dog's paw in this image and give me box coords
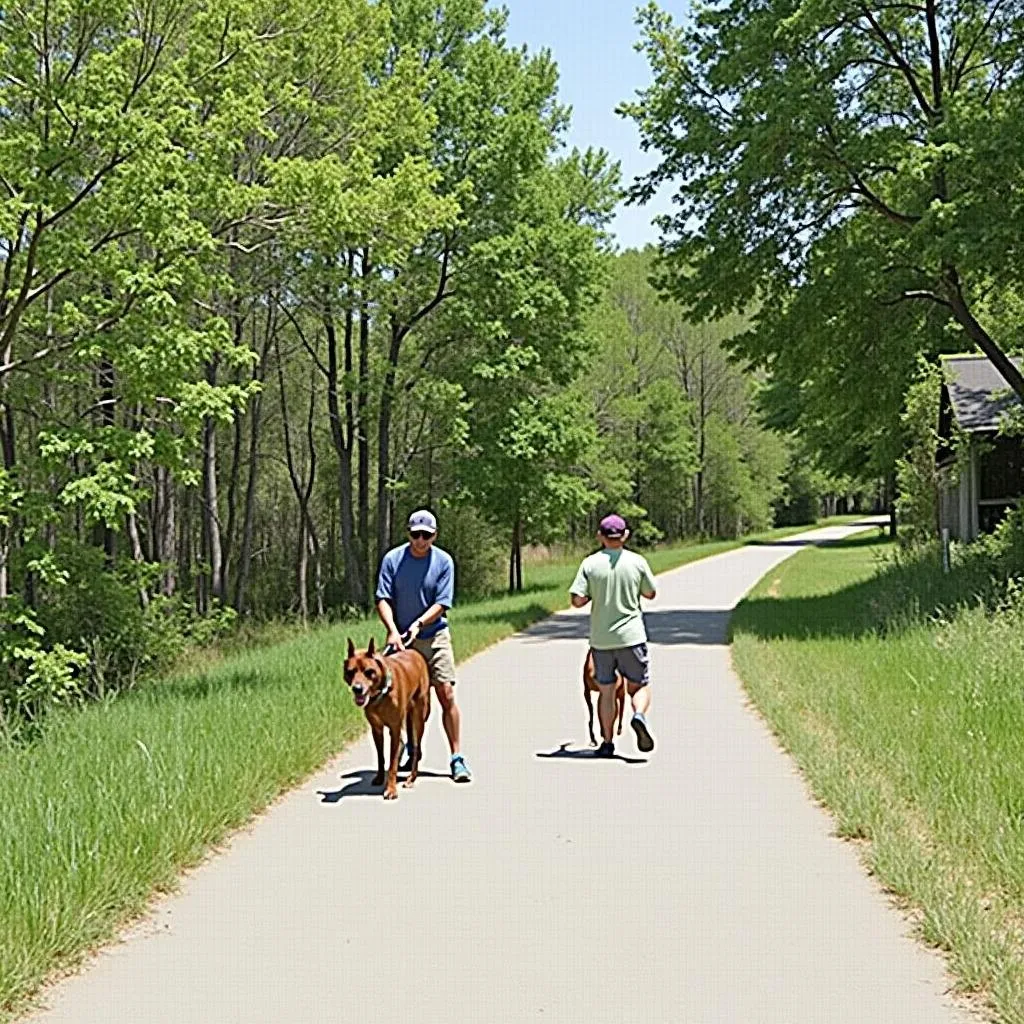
[402,777,416,788]
[383,787,398,800]
[372,773,385,786]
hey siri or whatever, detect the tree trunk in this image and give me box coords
[358,249,372,594]
[276,337,322,623]
[944,270,1024,402]
[305,361,324,619]
[234,324,274,615]
[886,472,898,539]
[326,491,337,587]
[95,357,117,565]
[201,358,224,606]
[508,515,523,593]
[0,346,13,600]
[180,486,196,611]
[296,516,309,622]
[222,373,244,600]
[155,466,177,597]
[234,399,260,616]
[324,299,360,611]
[126,511,150,608]
[312,530,324,618]
[377,320,403,571]
[342,276,365,607]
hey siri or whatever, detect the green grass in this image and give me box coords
[0,515,862,1021]
[732,535,1024,1024]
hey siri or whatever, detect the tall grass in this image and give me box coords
[0,629,364,1021]
[0,516,860,1020]
[732,534,1024,1024]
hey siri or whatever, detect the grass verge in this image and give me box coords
[731,534,1024,1024]
[0,515,861,1020]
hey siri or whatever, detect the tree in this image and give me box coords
[584,247,785,542]
[623,0,1024,429]
[448,153,619,589]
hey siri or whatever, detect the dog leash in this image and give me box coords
[370,629,416,707]
[381,630,413,658]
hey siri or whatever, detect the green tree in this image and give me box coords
[623,0,1024,443]
[449,152,618,589]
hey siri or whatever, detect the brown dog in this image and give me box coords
[344,637,431,800]
[583,650,625,746]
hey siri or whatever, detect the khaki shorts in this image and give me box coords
[410,629,457,687]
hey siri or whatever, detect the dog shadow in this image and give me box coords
[536,743,648,765]
[318,768,449,803]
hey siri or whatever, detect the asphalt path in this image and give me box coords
[30,520,978,1023]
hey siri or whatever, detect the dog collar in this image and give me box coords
[367,670,394,705]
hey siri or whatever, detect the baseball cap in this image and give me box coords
[598,514,627,538]
[407,509,438,533]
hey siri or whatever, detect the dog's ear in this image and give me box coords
[367,636,376,656]
[347,638,356,659]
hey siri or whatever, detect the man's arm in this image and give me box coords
[376,598,399,631]
[569,560,590,608]
[406,602,447,640]
[407,555,454,640]
[640,558,657,600]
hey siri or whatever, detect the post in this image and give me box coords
[941,528,950,574]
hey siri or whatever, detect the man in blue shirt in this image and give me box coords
[375,509,471,783]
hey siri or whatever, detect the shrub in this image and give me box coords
[895,358,943,545]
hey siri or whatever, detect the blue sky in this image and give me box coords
[498,0,690,251]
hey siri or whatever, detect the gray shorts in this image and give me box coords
[590,644,650,687]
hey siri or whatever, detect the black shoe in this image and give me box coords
[594,741,615,758]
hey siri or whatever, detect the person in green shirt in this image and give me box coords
[570,514,658,757]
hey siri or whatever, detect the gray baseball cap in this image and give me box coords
[407,509,438,533]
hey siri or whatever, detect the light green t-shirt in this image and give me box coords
[570,548,656,650]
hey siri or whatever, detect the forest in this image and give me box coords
[0,0,857,716]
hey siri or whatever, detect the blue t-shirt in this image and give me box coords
[375,544,455,638]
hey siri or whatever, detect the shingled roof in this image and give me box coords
[941,354,1024,432]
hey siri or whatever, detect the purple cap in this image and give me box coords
[599,514,627,537]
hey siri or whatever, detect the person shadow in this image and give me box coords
[318,768,449,802]
[535,743,647,765]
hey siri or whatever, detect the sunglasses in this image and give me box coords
[409,530,434,540]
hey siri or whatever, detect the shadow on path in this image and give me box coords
[520,609,733,647]
[536,743,647,765]
[318,768,448,803]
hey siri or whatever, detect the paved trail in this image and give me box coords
[31,521,977,1024]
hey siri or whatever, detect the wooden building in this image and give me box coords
[937,354,1024,542]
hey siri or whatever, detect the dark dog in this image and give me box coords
[344,637,431,800]
[583,650,625,746]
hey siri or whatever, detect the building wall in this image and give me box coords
[938,447,979,542]
[938,471,961,541]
